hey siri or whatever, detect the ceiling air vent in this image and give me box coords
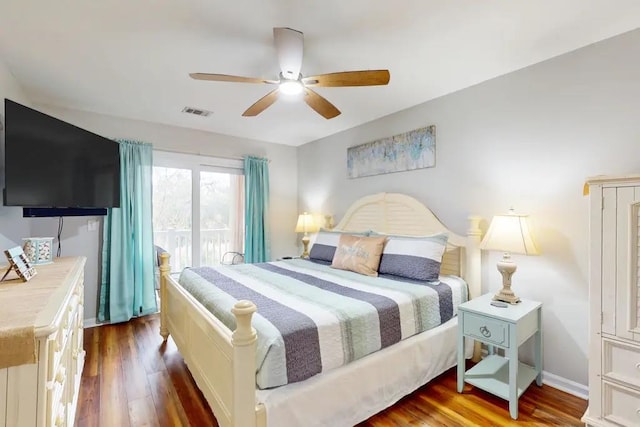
[182,106,213,117]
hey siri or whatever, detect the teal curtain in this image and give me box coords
[244,156,270,263]
[99,140,157,323]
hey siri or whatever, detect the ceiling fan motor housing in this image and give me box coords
[274,27,304,80]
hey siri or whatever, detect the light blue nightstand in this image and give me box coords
[457,293,543,419]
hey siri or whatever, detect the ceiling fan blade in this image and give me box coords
[273,27,303,80]
[303,88,341,119]
[302,70,390,87]
[242,88,281,117]
[190,73,278,85]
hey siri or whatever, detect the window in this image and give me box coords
[153,151,244,272]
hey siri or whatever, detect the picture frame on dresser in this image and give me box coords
[1,246,37,282]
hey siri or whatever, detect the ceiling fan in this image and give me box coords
[190,27,390,119]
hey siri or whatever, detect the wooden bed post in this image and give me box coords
[465,215,482,297]
[466,215,483,361]
[159,252,170,341]
[231,300,258,427]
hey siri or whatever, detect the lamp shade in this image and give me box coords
[295,212,319,233]
[480,210,540,255]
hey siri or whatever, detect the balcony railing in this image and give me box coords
[154,228,236,272]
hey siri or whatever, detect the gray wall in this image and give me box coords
[297,28,640,387]
[0,59,32,257]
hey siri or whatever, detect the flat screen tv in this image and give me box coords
[3,99,120,215]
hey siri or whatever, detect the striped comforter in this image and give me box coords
[179,258,468,389]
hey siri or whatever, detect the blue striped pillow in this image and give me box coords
[309,230,369,262]
[377,233,449,281]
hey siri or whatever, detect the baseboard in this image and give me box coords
[83,317,103,328]
[83,315,155,328]
[542,370,588,400]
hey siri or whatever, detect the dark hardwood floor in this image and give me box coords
[76,314,587,426]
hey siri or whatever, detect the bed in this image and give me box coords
[159,192,482,427]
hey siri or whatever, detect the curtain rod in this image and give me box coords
[153,148,270,162]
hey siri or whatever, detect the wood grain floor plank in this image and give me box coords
[148,370,190,427]
[161,340,219,426]
[83,326,100,377]
[75,375,99,427]
[78,314,587,427]
[135,316,168,375]
[99,325,131,427]
[119,321,152,401]
[129,395,161,427]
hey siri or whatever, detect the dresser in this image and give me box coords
[0,256,86,427]
[584,175,640,426]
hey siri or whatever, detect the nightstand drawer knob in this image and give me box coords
[479,326,492,338]
[636,362,640,370]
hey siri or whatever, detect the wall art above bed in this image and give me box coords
[347,125,436,179]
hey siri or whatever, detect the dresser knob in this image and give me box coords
[55,367,66,384]
[479,326,492,338]
[636,363,640,370]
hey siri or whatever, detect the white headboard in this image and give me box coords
[334,193,482,298]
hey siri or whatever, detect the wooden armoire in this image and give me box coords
[584,175,640,426]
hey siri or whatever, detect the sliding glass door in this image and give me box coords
[199,170,244,266]
[152,166,193,271]
[152,152,244,272]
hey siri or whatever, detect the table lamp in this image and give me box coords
[480,209,540,304]
[295,212,319,258]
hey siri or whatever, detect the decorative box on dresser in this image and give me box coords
[584,175,640,426]
[0,256,86,427]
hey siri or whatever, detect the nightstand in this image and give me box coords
[457,293,542,419]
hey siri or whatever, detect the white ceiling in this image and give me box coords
[1,1,639,146]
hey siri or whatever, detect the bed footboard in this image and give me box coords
[159,253,266,427]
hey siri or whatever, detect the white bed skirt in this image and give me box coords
[257,317,470,427]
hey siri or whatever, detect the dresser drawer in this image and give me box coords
[604,338,640,389]
[51,402,65,427]
[46,365,66,426]
[603,381,640,426]
[46,331,64,383]
[462,311,509,347]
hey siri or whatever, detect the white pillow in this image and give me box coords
[375,233,449,281]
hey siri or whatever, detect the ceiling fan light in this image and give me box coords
[279,80,303,96]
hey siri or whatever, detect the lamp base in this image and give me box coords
[493,255,521,304]
[301,234,311,259]
[493,290,521,304]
